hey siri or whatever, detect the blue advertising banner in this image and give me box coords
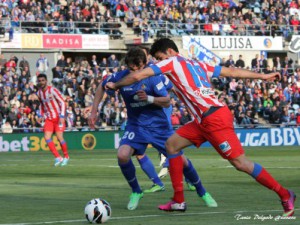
[200,127,300,147]
[187,38,222,65]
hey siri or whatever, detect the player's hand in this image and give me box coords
[136,90,147,101]
[261,72,281,81]
[106,82,116,90]
[88,111,97,129]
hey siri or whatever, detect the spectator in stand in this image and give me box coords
[19,56,30,73]
[90,55,99,69]
[84,89,94,107]
[0,54,7,67]
[259,54,268,71]
[56,55,67,69]
[36,53,49,75]
[269,105,281,124]
[171,107,181,126]
[273,57,282,71]
[225,55,235,67]
[108,54,119,70]
[235,55,245,68]
[116,0,128,21]
[180,108,192,125]
[2,120,13,133]
[5,56,17,71]
[251,54,260,70]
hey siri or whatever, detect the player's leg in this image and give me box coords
[181,155,218,207]
[118,144,143,210]
[204,106,295,216]
[158,153,195,191]
[135,154,165,193]
[157,133,191,211]
[229,155,295,217]
[158,153,169,178]
[55,131,69,166]
[163,121,206,206]
[44,119,62,166]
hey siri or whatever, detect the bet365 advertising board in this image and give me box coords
[1,127,300,152]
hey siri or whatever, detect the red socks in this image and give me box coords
[46,139,60,158]
[256,168,290,201]
[60,140,69,158]
[169,156,184,203]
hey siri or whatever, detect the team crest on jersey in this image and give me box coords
[141,84,146,90]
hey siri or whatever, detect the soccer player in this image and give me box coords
[106,38,296,216]
[140,46,195,190]
[89,47,217,210]
[37,74,69,166]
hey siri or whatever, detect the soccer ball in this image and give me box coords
[84,198,111,223]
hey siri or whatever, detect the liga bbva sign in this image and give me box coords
[183,36,283,51]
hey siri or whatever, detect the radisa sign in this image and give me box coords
[183,36,283,51]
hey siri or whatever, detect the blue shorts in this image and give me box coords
[120,125,183,156]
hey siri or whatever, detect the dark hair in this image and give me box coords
[125,47,147,67]
[138,45,150,55]
[150,38,179,56]
[37,73,47,80]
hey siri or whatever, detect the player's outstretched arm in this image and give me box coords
[106,68,155,90]
[136,90,170,108]
[88,81,105,129]
[220,67,281,81]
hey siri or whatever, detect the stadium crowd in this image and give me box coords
[0,0,300,133]
[1,0,300,38]
[0,50,299,133]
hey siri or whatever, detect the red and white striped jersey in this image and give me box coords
[150,54,224,124]
[37,86,66,120]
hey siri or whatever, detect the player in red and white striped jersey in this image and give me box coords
[37,74,70,167]
[106,38,295,216]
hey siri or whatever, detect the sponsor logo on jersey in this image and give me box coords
[219,141,231,156]
[194,88,214,96]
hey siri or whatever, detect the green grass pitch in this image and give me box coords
[0,146,299,225]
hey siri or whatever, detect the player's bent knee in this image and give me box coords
[117,152,131,163]
[165,141,178,155]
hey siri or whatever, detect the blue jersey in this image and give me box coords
[103,69,171,129]
[159,74,173,125]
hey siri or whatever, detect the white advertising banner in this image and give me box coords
[288,35,300,53]
[0,33,22,49]
[183,36,283,51]
[82,35,109,49]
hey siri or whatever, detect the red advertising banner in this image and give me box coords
[43,34,82,49]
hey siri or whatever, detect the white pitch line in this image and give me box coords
[1,163,300,170]
[0,209,298,225]
[221,166,300,169]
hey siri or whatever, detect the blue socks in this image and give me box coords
[183,159,206,197]
[138,155,164,187]
[250,163,263,178]
[163,158,169,168]
[118,159,142,193]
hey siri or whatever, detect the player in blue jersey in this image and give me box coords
[88,47,217,210]
[140,46,196,190]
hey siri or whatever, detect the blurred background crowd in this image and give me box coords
[2,0,300,38]
[0,0,300,133]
